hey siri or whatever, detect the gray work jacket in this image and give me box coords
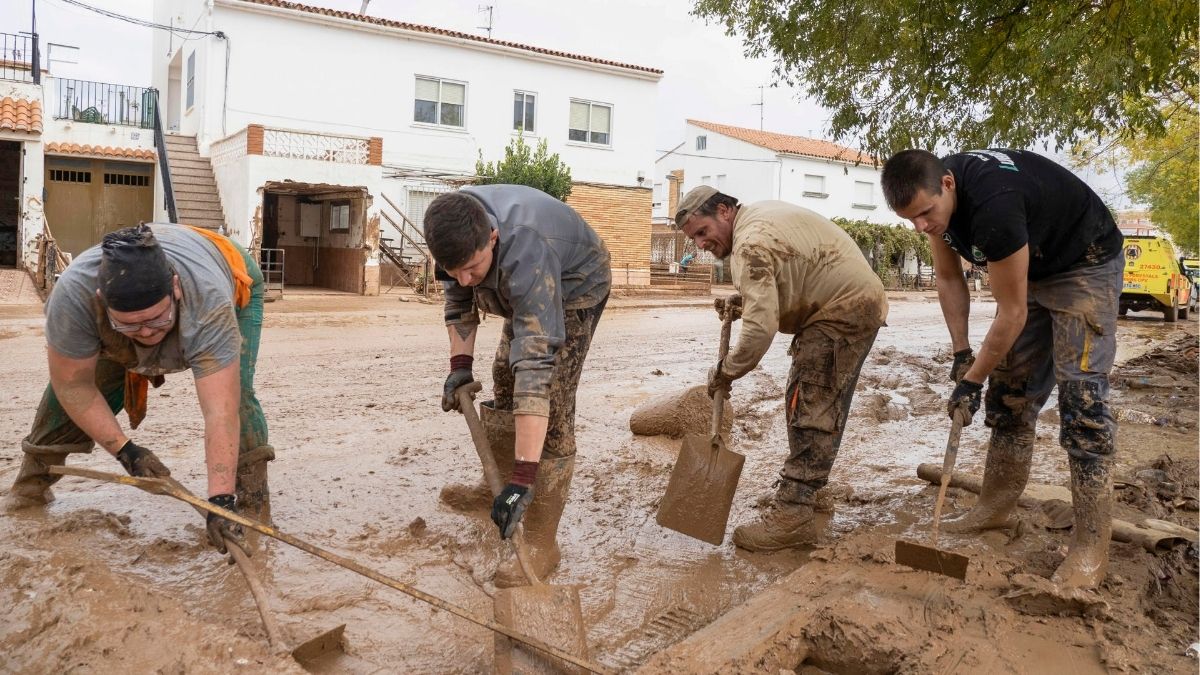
[442,184,611,416]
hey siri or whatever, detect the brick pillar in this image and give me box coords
[246,124,264,155]
[666,169,684,223]
[368,137,383,165]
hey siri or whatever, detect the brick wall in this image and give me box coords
[666,169,684,223]
[566,182,652,286]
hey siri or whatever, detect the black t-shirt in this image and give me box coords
[942,149,1122,280]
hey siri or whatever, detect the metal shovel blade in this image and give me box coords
[656,433,745,545]
[894,540,969,580]
[494,584,590,674]
[290,623,347,669]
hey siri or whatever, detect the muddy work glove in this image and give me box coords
[707,359,733,399]
[950,348,976,383]
[947,379,983,426]
[205,493,245,554]
[441,354,474,412]
[491,460,539,539]
[115,440,172,478]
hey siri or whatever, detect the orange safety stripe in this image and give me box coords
[185,226,252,309]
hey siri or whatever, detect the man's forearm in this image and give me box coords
[203,411,238,497]
[936,274,972,352]
[965,311,1024,383]
[448,323,478,357]
[52,381,127,454]
[514,413,549,464]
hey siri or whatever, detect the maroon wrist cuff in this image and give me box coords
[450,354,473,372]
[511,460,540,487]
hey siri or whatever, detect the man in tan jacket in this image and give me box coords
[676,186,888,551]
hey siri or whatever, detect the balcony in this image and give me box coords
[0,32,37,83]
[51,78,154,129]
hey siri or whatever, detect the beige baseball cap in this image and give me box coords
[674,185,718,227]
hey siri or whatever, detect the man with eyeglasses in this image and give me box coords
[3,224,272,555]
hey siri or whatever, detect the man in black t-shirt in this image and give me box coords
[882,149,1124,591]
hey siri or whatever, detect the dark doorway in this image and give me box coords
[0,141,21,267]
[261,191,280,251]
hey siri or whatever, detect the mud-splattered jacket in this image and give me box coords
[442,185,611,417]
[724,201,888,379]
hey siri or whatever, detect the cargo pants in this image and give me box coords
[778,324,879,505]
[490,295,608,459]
[984,252,1124,467]
[12,243,269,499]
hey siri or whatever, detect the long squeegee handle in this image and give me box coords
[930,412,965,546]
[710,297,737,441]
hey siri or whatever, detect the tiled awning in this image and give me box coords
[0,97,42,134]
[46,142,155,160]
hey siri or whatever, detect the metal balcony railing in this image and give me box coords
[52,78,154,128]
[0,32,36,83]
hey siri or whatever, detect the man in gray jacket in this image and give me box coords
[424,184,610,588]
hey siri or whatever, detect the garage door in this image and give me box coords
[46,157,154,257]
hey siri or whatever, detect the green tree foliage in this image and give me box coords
[833,217,931,286]
[692,0,1198,157]
[475,133,573,201]
[1124,103,1198,254]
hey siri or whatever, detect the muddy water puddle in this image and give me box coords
[1,299,1197,672]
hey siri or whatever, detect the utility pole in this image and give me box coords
[478,5,494,38]
[751,85,764,131]
[359,1,371,15]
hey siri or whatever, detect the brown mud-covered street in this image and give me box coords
[1,292,1197,673]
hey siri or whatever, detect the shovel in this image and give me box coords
[455,382,590,674]
[655,297,746,545]
[56,468,346,668]
[50,465,609,674]
[894,410,971,580]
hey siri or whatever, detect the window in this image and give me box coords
[330,201,351,232]
[716,174,727,190]
[103,173,150,186]
[803,174,827,198]
[568,99,611,146]
[701,175,711,186]
[414,76,466,128]
[853,180,876,209]
[696,135,707,151]
[50,169,91,183]
[513,91,536,133]
[186,51,195,110]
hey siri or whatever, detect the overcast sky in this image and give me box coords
[1,0,1130,206]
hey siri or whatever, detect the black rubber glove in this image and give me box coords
[115,440,172,478]
[707,359,733,399]
[206,493,245,554]
[948,379,983,426]
[950,348,976,383]
[442,369,474,412]
[492,484,535,539]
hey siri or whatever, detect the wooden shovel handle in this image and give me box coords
[930,411,965,546]
[710,299,737,439]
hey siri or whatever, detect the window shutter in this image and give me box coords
[569,101,589,130]
[591,104,611,133]
[854,181,874,204]
[441,82,466,105]
[415,77,439,101]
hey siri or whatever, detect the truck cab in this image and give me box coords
[1120,236,1193,322]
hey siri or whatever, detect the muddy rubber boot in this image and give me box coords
[732,501,818,552]
[1051,457,1113,589]
[494,454,573,588]
[236,445,275,524]
[2,439,90,512]
[942,431,1033,533]
[440,402,515,511]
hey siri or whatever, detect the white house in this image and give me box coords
[148,0,663,293]
[654,120,906,227]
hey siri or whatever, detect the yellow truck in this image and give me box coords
[1120,236,1194,322]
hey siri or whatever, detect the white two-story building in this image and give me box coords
[150,0,663,293]
[654,119,905,227]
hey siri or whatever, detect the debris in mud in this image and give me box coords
[628,385,733,439]
[1003,573,1110,617]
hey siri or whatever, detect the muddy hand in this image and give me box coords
[492,483,534,539]
[442,368,474,412]
[947,379,982,426]
[206,493,246,554]
[115,440,172,478]
[707,359,733,399]
[714,294,743,321]
[950,348,975,383]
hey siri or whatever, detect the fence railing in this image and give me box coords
[0,32,36,83]
[52,78,154,128]
[252,247,285,298]
[262,127,370,164]
[649,263,712,291]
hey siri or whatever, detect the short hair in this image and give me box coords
[881,150,948,210]
[423,192,492,270]
[693,192,739,219]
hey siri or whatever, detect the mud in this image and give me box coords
[628,385,734,439]
[1,292,1196,672]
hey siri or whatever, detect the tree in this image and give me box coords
[832,217,931,287]
[692,0,1198,158]
[1124,102,1198,254]
[475,133,573,201]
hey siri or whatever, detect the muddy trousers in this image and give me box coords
[983,253,1124,469]
[491,295,608,459]
[778,325,879,506]
[11,244,270,503]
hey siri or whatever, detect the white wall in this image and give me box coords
[152,0,660,189]
[778,157,904,225]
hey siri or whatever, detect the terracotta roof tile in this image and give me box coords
[0,97,42,134]
[688,119,877,165]
[46,142,156,161]
[235,0,663,75]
